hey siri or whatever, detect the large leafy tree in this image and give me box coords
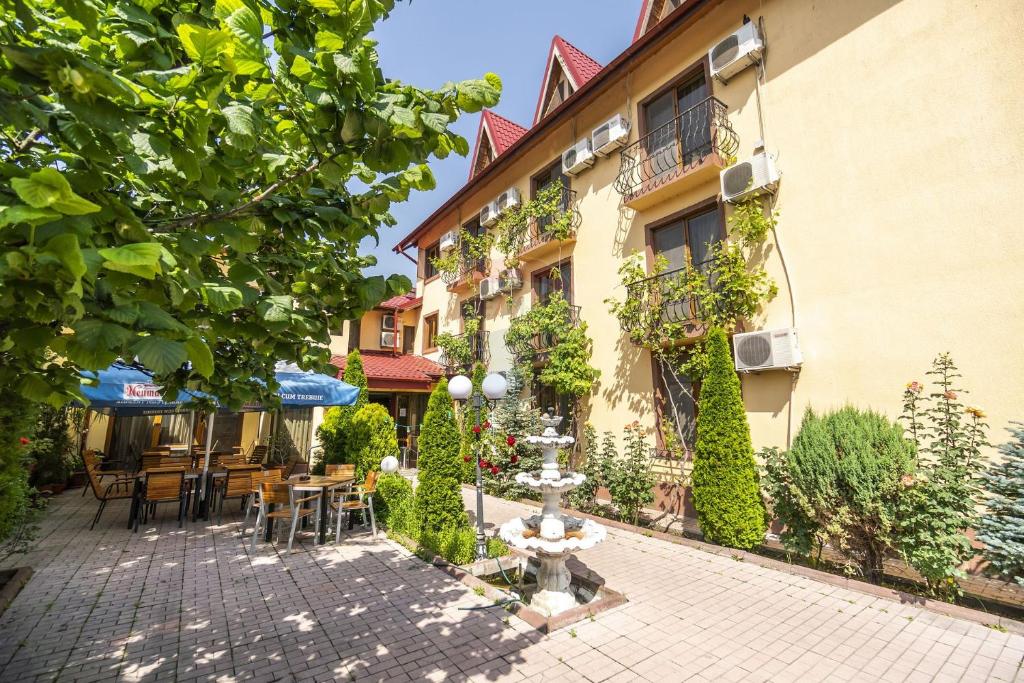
[0,0,500,409]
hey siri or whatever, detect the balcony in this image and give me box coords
[517,187,581,263]
[614,97,737,210]
[509,305,582,366]
[622,268,712,345]
[439,330,490,375]
[443,258,485,292]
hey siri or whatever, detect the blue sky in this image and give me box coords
[363,0,643,280]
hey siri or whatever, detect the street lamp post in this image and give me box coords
[448,371,508,561]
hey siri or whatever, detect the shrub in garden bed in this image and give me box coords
[417,379,464,532]
[347,403,398,480]
[978,423,1024,587]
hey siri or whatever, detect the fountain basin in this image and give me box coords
[514,471,586,490]
[499,515,607,554]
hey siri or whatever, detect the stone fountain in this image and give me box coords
[498,413,607,616]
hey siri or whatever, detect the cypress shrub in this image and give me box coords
[764,406,914,583]
[416,379,466,531]
[691,327,767,549]
[348,403,398,480]
[314,349,370,473]
[978,423,1024,586]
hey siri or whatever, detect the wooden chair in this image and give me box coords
[325,464,356,479]
[215,464,261,524]
[243,469,283,529]
[250,482,320,553]
[82,450,130,497]
[332,470,378,541]
[135,467,187,531]
[85,460,134,529]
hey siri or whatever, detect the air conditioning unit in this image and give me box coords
[381,313,396,331]
[561,138,595,176]
[480,201,499,227]
[495,186,521,214]
[439,229,459,252]
[592,114,630,157]
[733,328,802,372]
[479,276,501,300]
[720,151,779,203]
[499,268,523,291]
[380,330,400,348]
[709,21,764,83]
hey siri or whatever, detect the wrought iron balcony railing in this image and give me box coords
[440,257,485,287]
[614,97,737,199]
[509,305,582,362]
[622,267,718,333]
[439,330,490,374]
[520,187,581,254]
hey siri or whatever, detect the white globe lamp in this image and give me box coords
[448,374,472,401]
[380,455,399,473]
[482,372,508,400]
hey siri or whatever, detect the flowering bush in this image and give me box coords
[896,353,987,600]
[608,422,656,526]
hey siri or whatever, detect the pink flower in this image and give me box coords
[900,474,915,487]
[944,390,958,401]
[18,437,29,445]
[906,381,922,394]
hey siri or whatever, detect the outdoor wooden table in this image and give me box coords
[263,475,354,544]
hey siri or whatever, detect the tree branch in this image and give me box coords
[148,152,341,232]
[16,128,41,152]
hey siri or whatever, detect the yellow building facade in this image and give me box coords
[393,0,1024,470]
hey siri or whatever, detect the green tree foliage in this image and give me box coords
[416,378,465,531]
[26,405,79,487]
[0,0,501,409]
[0,397,40,550]
[978,423,1024,586]
[481,367,543,500]
[897,354,987,600]
[762,407,914,583]
[313,349,370,473]
[691,328,766,549]
[609,422,656,526]
[375,471,413,529]
[347,403,397,479]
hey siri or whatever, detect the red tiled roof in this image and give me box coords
[330,351,443,389]
[533,35,603,124]
[554,36,603,88]
[377,293,421,311]
[469,110,529,180]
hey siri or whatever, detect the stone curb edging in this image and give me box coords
[0,567,33,616]
[465,486,1024,635]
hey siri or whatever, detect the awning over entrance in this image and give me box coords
[329,351,444,391]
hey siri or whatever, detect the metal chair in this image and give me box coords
[331,470,378,541]
[250,482,321,553]
[85,460,133,529]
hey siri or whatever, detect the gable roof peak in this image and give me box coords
[534,35,603,124]
[468,109,529,180]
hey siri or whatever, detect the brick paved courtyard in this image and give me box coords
[0,489,1022,682]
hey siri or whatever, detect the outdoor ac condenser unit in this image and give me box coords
[381,313,396,331]
[495,187,521,214]
[439,229,459,252]
[720,150,779,203]
[380,331,400,349]
[733,328,802,372]
[562,138,595,176]
[709,21,764,83]
[480,200,500,227]
[592,114,630,157]
[478,277,501,300]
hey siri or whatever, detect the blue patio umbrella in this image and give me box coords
[235,362,360,410]
[79,363,207,416]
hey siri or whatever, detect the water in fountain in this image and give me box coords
[498,412,607,616]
